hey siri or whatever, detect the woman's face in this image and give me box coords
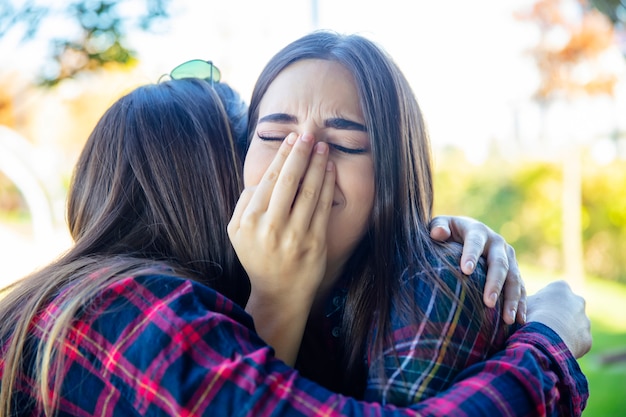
[243,59,375,282]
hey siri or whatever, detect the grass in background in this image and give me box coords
[521,263,626,416]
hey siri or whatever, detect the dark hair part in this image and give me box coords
[247,30,483,393]
[0,78,248,415]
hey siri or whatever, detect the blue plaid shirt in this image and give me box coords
[1,273,588,416]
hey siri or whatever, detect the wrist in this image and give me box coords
[245,291,312,366]
[526,311,584,358]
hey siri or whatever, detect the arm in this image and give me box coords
[430,215,527,325]
[228,133,334,366]
[59,275,588,417]
[366,275,589,414]
[424,322,589,417]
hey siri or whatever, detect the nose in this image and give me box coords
[299,130,330,154]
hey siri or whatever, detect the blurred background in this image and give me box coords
[1,0,625,413]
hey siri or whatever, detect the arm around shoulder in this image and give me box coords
[63,275,587,416]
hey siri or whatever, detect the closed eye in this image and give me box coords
[329,143,367,155]
[258,133,367,154]
[257,134,285,142]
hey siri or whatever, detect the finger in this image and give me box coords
[459,229,488,275]
[227,187,256,238]
[443,217,498,275]
[488,245,518,323]
[267,133,316,220]
[429,216,452,242]
[504,245,527,324]
[245,132,298,216]
[497,244,526,325]
[445,216,476,242]
[290,141,330,231]
[516,282,527,324]
[482,241,509,309]
[500,266,521,325]
[309,159,335,240]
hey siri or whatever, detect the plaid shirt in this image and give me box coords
[364,263,514,406]
[2,273,587,416]
[297,260,588,416]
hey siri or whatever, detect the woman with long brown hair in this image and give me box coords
[234,30,590,414]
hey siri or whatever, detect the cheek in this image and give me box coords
[243,143,275,187]
[331,159,375,234]
[336,159,375,211]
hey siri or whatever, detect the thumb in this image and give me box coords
[430,216,452,241]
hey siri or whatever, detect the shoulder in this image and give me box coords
[87,273,256,341]
[96,273,252,324]
[401,242,487,301]
[63,272,262,368]
[59,273,277,414]
[391,242,500,341]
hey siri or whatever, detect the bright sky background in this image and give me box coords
[3,0,624,158]
[138,0,544,158]
[0,0,547,154]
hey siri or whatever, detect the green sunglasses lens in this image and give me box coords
[170,60,221,83]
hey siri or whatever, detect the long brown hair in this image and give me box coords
[0,78,247,415]
[247,31,486,392]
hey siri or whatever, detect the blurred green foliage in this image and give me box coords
[0,0,171,85]
[523,266,626,417]
[579,322,626,416]
[434,148,626,284]
[582,160,626,281]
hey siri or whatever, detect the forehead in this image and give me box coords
[259,59,364,120]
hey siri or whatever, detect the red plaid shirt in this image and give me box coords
[1,273,587,416]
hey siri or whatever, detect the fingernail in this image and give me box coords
[510,309,517,320]
[286,133,297,145]
[300,133,314,143]
[315,142,328,154]
[326,161,334,171]
[522,313,527,323]
[490,292,498,304]
[465,261,475,272]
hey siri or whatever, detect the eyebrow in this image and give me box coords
[258,113,297,124]
[325,118,367,132]
[258,113,367,132]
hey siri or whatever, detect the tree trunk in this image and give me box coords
[562,143,585,290]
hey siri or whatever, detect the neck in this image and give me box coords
[310,261,344,315]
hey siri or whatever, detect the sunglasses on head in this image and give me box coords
[162,59,221,85]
